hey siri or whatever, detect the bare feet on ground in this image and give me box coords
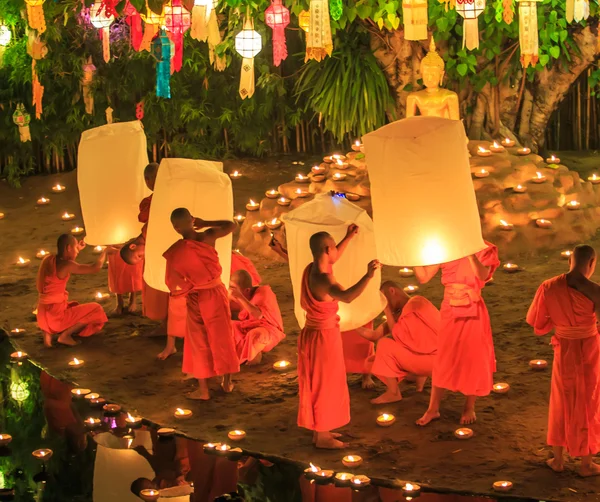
[361,374,375,389]
[312,432,342,442]
[460,409,477,425]
[415,376,427,392]
[416,410,440,426]
[187,388,210,401]
[580,462,600,477]
[157,346,176,360]
[247,351,263,366]
[43,332,53,348]
[221,375,234,393]
[546,458,564,473]
[57,333,78,346]
[314,433,348,449]
[370,390,402,404]
[126,303,139,314]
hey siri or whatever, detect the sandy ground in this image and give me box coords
[1,157,600,502]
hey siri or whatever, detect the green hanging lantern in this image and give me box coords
[329,0,343,21]
[152,29,171,99]
[12,104,31,142]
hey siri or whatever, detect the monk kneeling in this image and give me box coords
[37,234,109,347]
[229,270,285,365]
[527,244,600,477]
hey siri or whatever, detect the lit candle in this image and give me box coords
[68,357,84,368]
[245,199,260,211]
[499,220,514,231]
[229,170,242,179]
[503,262,519,273]
[529,359,548,370]
[277,197,291,207]
[32,449,53,461]
[304,463,321,479]
[399,267,414,278]
[546,154,560,164]
[273,360,291,372]
[139,489,160,502]
[402,483,421,497]
[403,285,419,294]
[52,184,65,192]
[265,189,280,199]
[71,388,91,398]
[16,257,31,268]
[566,200,581,210]
[311,165,326,174]
[0,213,4,219]
[10,351,28,362]
[0,434,12,447]
[477,146,492,157]
[335,158,349,170]
[352,140,363,152]
[10,328,25,335]
[513,184,527,193]
[561,250,572,259]
[252,222,266,233]
[517,147,531,155]
[342,455,363,468]
[95,291,110,302]
[588,173,600,184]
[157,428,175,437]
[473,168,489,178]
[266,218,282,230]
[103,403,122,414]
[126,413,143,428]
[234,214,246,224]
[62,212,75,221]
[493,481,513,492]
[203,442,220,454]
[294,188,309,198]
[345,192,361,202]
[215,443,231,456]
[350,475,371,488]
[71,226,84,235]
[37,197,50,205]
[489,141,505,153]
[314,469,334,483]
[174,407,193,419]
[84,392,100,401]
[295,173,310,183]
[227,430,246,441]
[312,174,326,183]
[454,427,474,439]
[332,173,347,181]
[90,396,106,407]
[334,472,354,487]
[93,245,106,254]
[531,172,547,183]
[492,382,510,394]
[36,249,49,259]
[535,218,552,229]
[376,413,396,427]
[84,417,101,429]
[502,138,515,147]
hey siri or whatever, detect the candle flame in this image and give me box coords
[478,146,486,152]
[332,154,341,160]
[270,218,278,224]
[347,456,355,461]
[249,199,256,205]
[233,170,239,176]
[96,292,103,298]
[406,483,414,491]
[592,174,599,180]
[269,189,276,194]
[503,138,510,144]
[353,479,361,485]
[492,141,500,148]
[40,451,46,456]
[516,184,523,189]
[219,444,228,451]
[500,220,508,226]
[176,408,186,414]
[127,438,133,449]
[458,430,465,435]
[502,482,509,487]
[569,200,578,206]
[73,358,80,364]
[295,189,301,194]
[550,155,556,161]
[536,172,543,178]
[309,463,318,472]
[18,257,25,264]
[297,174,305,179]
[127,413,134,421]
[233,430,242,435]
[355,140,360,146]
[336,159,343,165]
[480,169,486,173]
[16,351,22,357]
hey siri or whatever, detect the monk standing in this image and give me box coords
[414,241,499,426]
[298,226,380,449]
[527,244,600,476]
[37,234,109,347]
[163,208,240,400]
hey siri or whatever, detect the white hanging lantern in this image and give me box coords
[305,0,333,61]
[565,0,589,22]
[235,18,262,99]
[455,0,485,50]
[517,0,541,68]
[402,0,428,41]
[89,1,115,63]
[0,24,11,46]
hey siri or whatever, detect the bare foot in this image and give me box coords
[362,374,375,390]
[415,376,427,392]
[580,462,600,477]
[546,457,565,473]
[157,347,177,360]
[43,332,53,348]
[315,437,348,449]
[313,432,342,443]
[460,409,477,425]
[187,389,210,401]
[126,303,139,314]
[221,376,234,393]
[181,373,195,382]
[416,410,440,426]
[247,351,263,366]
[57,333,78,346]
[371,390,402,404]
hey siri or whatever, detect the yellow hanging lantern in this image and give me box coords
[517,0,541,67]
[402,0,428,40]
[235,18,262,99]
[27,32,46,120]
[82,57,96,114]
[305,0,333,62]
[565,0,589,22]
[455,0,485,50]
[140,3,165,52]
[90,1,115,63]
[191,0,218,42]
[25,0,46,33]
[298,10,310,32]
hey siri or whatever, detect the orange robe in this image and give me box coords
[36,255,107,337]
[167,295,187,339]
[107,252,143,294]
[231,251,261,286]
[433,242,499,396]
[527,274,600,457]
[341,323,374,374]
[371,296,439,381]
[163,239,240,379]
[233,285,286,364]
[297,264,349,432]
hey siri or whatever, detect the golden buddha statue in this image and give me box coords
[406,39,460,120]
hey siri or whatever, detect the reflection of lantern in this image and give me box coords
[124,1,143,51]
[364,117,485,266]
[455,0,485,50]
[282,194,386,331]
[298,10,310,32]
[140,3,165,52]
[152,29,172,98]
[517,0,541,67]
[305,0,333,62]
[402,0,428,40]
[82,57,96,114]
[265,0,290,66]
[13,104,31,143]
[10,381,30,403]
[164,0,191,73]
[566,0,589,22]
[90,1,115,63]
[235,18,262,99]
[25,0,46,33]
[78,121,150,246]
[144,159,232,292]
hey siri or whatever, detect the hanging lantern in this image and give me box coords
[329,0,343,21]
[298,10,310,32]
[402,0,428,40]
[164,0,191,73]
[82,57,96,114]
[517,0,541,67]
[235,18,262,99]
[27,32,46,120]
[265,0,290,67]
[305,0,333,61]
[25,0,46,33]
[140,3,165,52]
[32,61,44,119]
[90,1,115,63]
[0,23,11,68]
[13,104,32,143]
[455,0,485,50]
[152,29,171,99]
[566,0,589,22]
[191,0,217,42]
[124,1,143,51]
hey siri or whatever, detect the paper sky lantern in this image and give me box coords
[235,18,262,99]
[25,0,46,33]
[363,117,485,266]
[90,1,115,63]
[82,57,96,114]
[298,10,310,32]
[164,0,191,73]
[77,121,150,245]
[455,0,485,50]
[265,0,290,66]
[305,0,333,62]
[517,0,541,67]
[281,194,386,331]
[140,3,165,52]
[403,0,428,40]
[144,159,232,292]
[152,29,172,98]
[13,104,31,143]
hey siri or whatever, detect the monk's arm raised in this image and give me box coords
[196,219,236,245]
[336,224,359,258]
[414,264,440,284]
[66,250,107,275]
[468,254,491,281]
[327,260,380,304]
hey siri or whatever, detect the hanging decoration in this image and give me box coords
[191,0,216,41]
[455,0,485,50]
[140,3,165,52]
[439,0,456,11]
[0,23,11,68]
[90,1,115,63]
[105,106,114,124]
[164,0,191,73]
[27,32,46,119]
[82,57,96,114]
[136,101,145,120]
[265,0,290,67]
[32,61,44,119]
[565,0,589,22]
[235,18,262,99]
[298,10,310,32]
[25,0,46,34]
[124,1,143,51]
[13,104,32,143]
[517,0,541,67]
[502,0,515,24]
[402,0,428,40]
[305,0,333,62]
[152,29,171,99]
[329,0,343,21]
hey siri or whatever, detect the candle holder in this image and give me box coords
[492,382,510,394]
[489,141,505,153]
[535,219,552,229]
[32,449,53,462]
[252,222,266,233]
[139,489,160,502]
[546,155,560,165]
[517,147,531,155]
[492,481,513,492]
[402,483,421,498]
[93,246,106,254]
[84,392,100,401]
[529,359,548,370]
[566,200,581,210]
[158,428,175,437]
[84,417,101,430]
[203,442,221,455]
[10,328,25,336]
[350,475,371,490]
[95,292,110,302]
[503,263,519,273]
[304,463,321,479]
[36,249,50,259]
[61,212,75,221]
[454,428,473,439]
[295,174,310,184]
[103,404,121,415]
[342,455,363,468]
[37,197,51,205]
[531,172,546,184]
[314,469,334,485]
[334,472,354,487]
[15,257,31,268]
[265,189,279,199]
[0,434,12,447]
[294,189,310,198]
[273,360,292,372]
[334,159,349,170]
[52,184,66,193]
[174,408,193,419]
[352,141,363,152]
[311,165,327,175]
[512,184,527,193]
[277,197,291,207]
[376,413,396,427]
[332,173,347,182]
[215,444,231,456]
[245,200,260,211]
[266,218,282,230]
[0,212,4,219]
[560,250,572,259]
[90,396,106,407]
[345,192,361,202]
[499,220,514,231]
[71,226,85,236]
[126,413,143,428]
[227,430,246,441]
[71,388,92,398]
[502,138,515,147]
[588,174,600,185]
[68,358,84,368]
[403,285,419,294]
[476,147,492,157]
[234,214,245,224]
[473,169,490,178]
[229,171,242,179]
[10,351,28,363]
[311,174,326,183]
[399,267,414,278]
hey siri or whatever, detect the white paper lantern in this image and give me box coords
[77,121,150,246]
[455,0,485,50]
[235,24,262,58]
[90,1,115,62]
[144,158,232,293]
[363,117,485,266]
[281,193,386,332]
[0,24,11,46]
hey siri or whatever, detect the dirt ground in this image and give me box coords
[1,156,600,502]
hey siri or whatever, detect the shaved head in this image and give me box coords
[381,279,409,311]
[309,231,334,258]
[144,162,158,179]
[171,207,191,225]
[57,234,76,257]
[573,245,595,265]
[120,238,137,265]
[231,269,253,290]
[381,280,400,295]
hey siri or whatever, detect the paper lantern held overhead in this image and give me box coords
[235,18,262,99]
[455,0,485,50]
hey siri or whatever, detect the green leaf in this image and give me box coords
[539,53,550,66]
[457,63,468,76]
[436,17,449,31]
[559,30,568,42]
[549,46,560,59]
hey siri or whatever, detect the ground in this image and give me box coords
[1,154,600,502]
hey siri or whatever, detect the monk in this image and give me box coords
[298,227,380,449]
[358,281,439,404]
[229,269,285,365]
[231,249,261,286]
[163,208,240,400]
[414,241,499,426]
[527,244,600,476]
[37,234,109,347]
[107,248,142,315]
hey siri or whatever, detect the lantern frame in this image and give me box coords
[89,1,115,28]
[235,28,262,58]
[455,0,485,19]
[164,0,192,34]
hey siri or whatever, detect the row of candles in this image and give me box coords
[475,169,600,190]
[474,138,558,161]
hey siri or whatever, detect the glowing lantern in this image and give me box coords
[402,0,428,40]
[152,29,172,98]
[144,159,232,292]
[455,0,485,50]
[10,381,30,403]
[363,117,485,266]
[305,0,333,61]
[13,104,31,143]
[298,10,310,32]
[140,3,165,52]
[82,57,96,114]
[0,24,10,68]
[77,121,150,245]
[25,0,46,33]
[281,193,386,331]
[265,0,290,67]
[329,0,342,20]
[517,0,541,67]
[123,1,143,51]
[566,0,589,22]
[90,1,115,63]
[235,18,262,99]
[191,0,218,42]
[27,33,46,120]
[164,0,191,73]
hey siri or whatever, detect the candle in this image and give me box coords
[334,472,354,487]
[68,357,84,368]
[84,392,100,401]
[473,168,489,178]
[32,449,53,461]
[561,250,572,259]
[294,189,309,198]
[10,328,25,335]
[0,213,4,220]
[404,285,419,294]
[62,212,75,221]
[103,404,121,414]
[265,189,280,199]
[37,197,50,205]
[335,158,349,170]
[403,483,421,497]
[245,199,259,211]
[312,165,326,174]
[314,469,334,484]
[95,292,110,302]
[588,173,600,184]
[531,172,546,183]
[139,489,160,502]
[90,396,106,407]
[273,360,291,372]
[517,147,531,155]
[454,428,474,439]
[16,257,31,267]
[71,226,84,235]
[345,192,360,202]
[489,141,505,153]
[492,382,510,394]
[52,184,65,192]
[227,430,246,441]
[513,184,527,193]
[376,413,396,427]
[158,428,175,437]
[71,388,91,398]
[312,174,326,183]
[535,218,552,229]
[546,154,560,164]
[0,434,12,447]
[350,475,371,488]
[352,140,363,152]
[304,463,321,479]
[502,138,515,147]
[332,173,347,181]
[529,359,548,370]
[93,245,106,254]
[36,249,49,259]
[493,481,513,492]
[233,214,246,224]
[215,444,231,456]
[266,218,282,230]
[295,173,310,183]
[342,455,363,468]
[126,413,143,428]
[566,200,581,210]
[399,267,414,278]
[503,263,519,273]
[229,170,242,179]
[252,222,266,233]
[84,417,101,429]
[477,146,492,157]
[174,408,193,419]
[499,220,514,231]
[277,197,291,207]
[10,351,28,362]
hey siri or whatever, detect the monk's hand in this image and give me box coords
[193,217,206,229]
[77,240,87,251]
[346,223,359,238]
[366,259,381,278]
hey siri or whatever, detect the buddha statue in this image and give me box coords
[406,39,460,120]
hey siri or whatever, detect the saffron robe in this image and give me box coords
[231,251,261,286]
[371,296,439,381]
[433,242,499,396]
[526,274,600,457]
[108,252,143,295]
[341,323,374,374]
[233,285,286,364]
[167,295,187,339]
[36,255,107,337]
[297,264,350,432]
[163,239,239,379]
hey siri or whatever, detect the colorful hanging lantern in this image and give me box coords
[305,0,333,62]
[566,0,589,22]
[517,0,541,67]
[82,57,96,114]
[140,4,165,52]
[124,1,143,51]
[402,0,428,40]
[13,104,32,143]
[455,0,485,50]
[32,61,44,119]
[329,0,343,20]
[265,0,290,66]
[191,0,218,41]
[90,1,115,63]
[235,18,262,99]
[152,29,171,99]
[27,32,46,120]
[0,23,11,67]
[298,10,310,32]
[25,0,46,33]
[164,0,191,73]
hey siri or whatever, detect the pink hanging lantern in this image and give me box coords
[164,0,191,73]
[90,1,115,63]
[124,1,143,51]
[265,0,290,67]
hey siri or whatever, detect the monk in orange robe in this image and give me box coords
[37,234,109,347]
[341,326,376,389]
[527,244,600,476]
[298,227,380,449]
[107,249,142,315]
[163,208,240,400]
[231,249,261,286]
[229,269,285,365]
[414,241,499,426]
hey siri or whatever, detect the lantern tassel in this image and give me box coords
[518,1,539,67]
[191,5,209,41]
[101,26,111,62]
[32,60,44,119]
[207,9,224,71]
[305,0,333,62]
[567,0,589,22]
[127,12,143,51]
[272,27,287,66]
[239,57,255,99]
[461,18,480,50]
[156,30,171,98]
